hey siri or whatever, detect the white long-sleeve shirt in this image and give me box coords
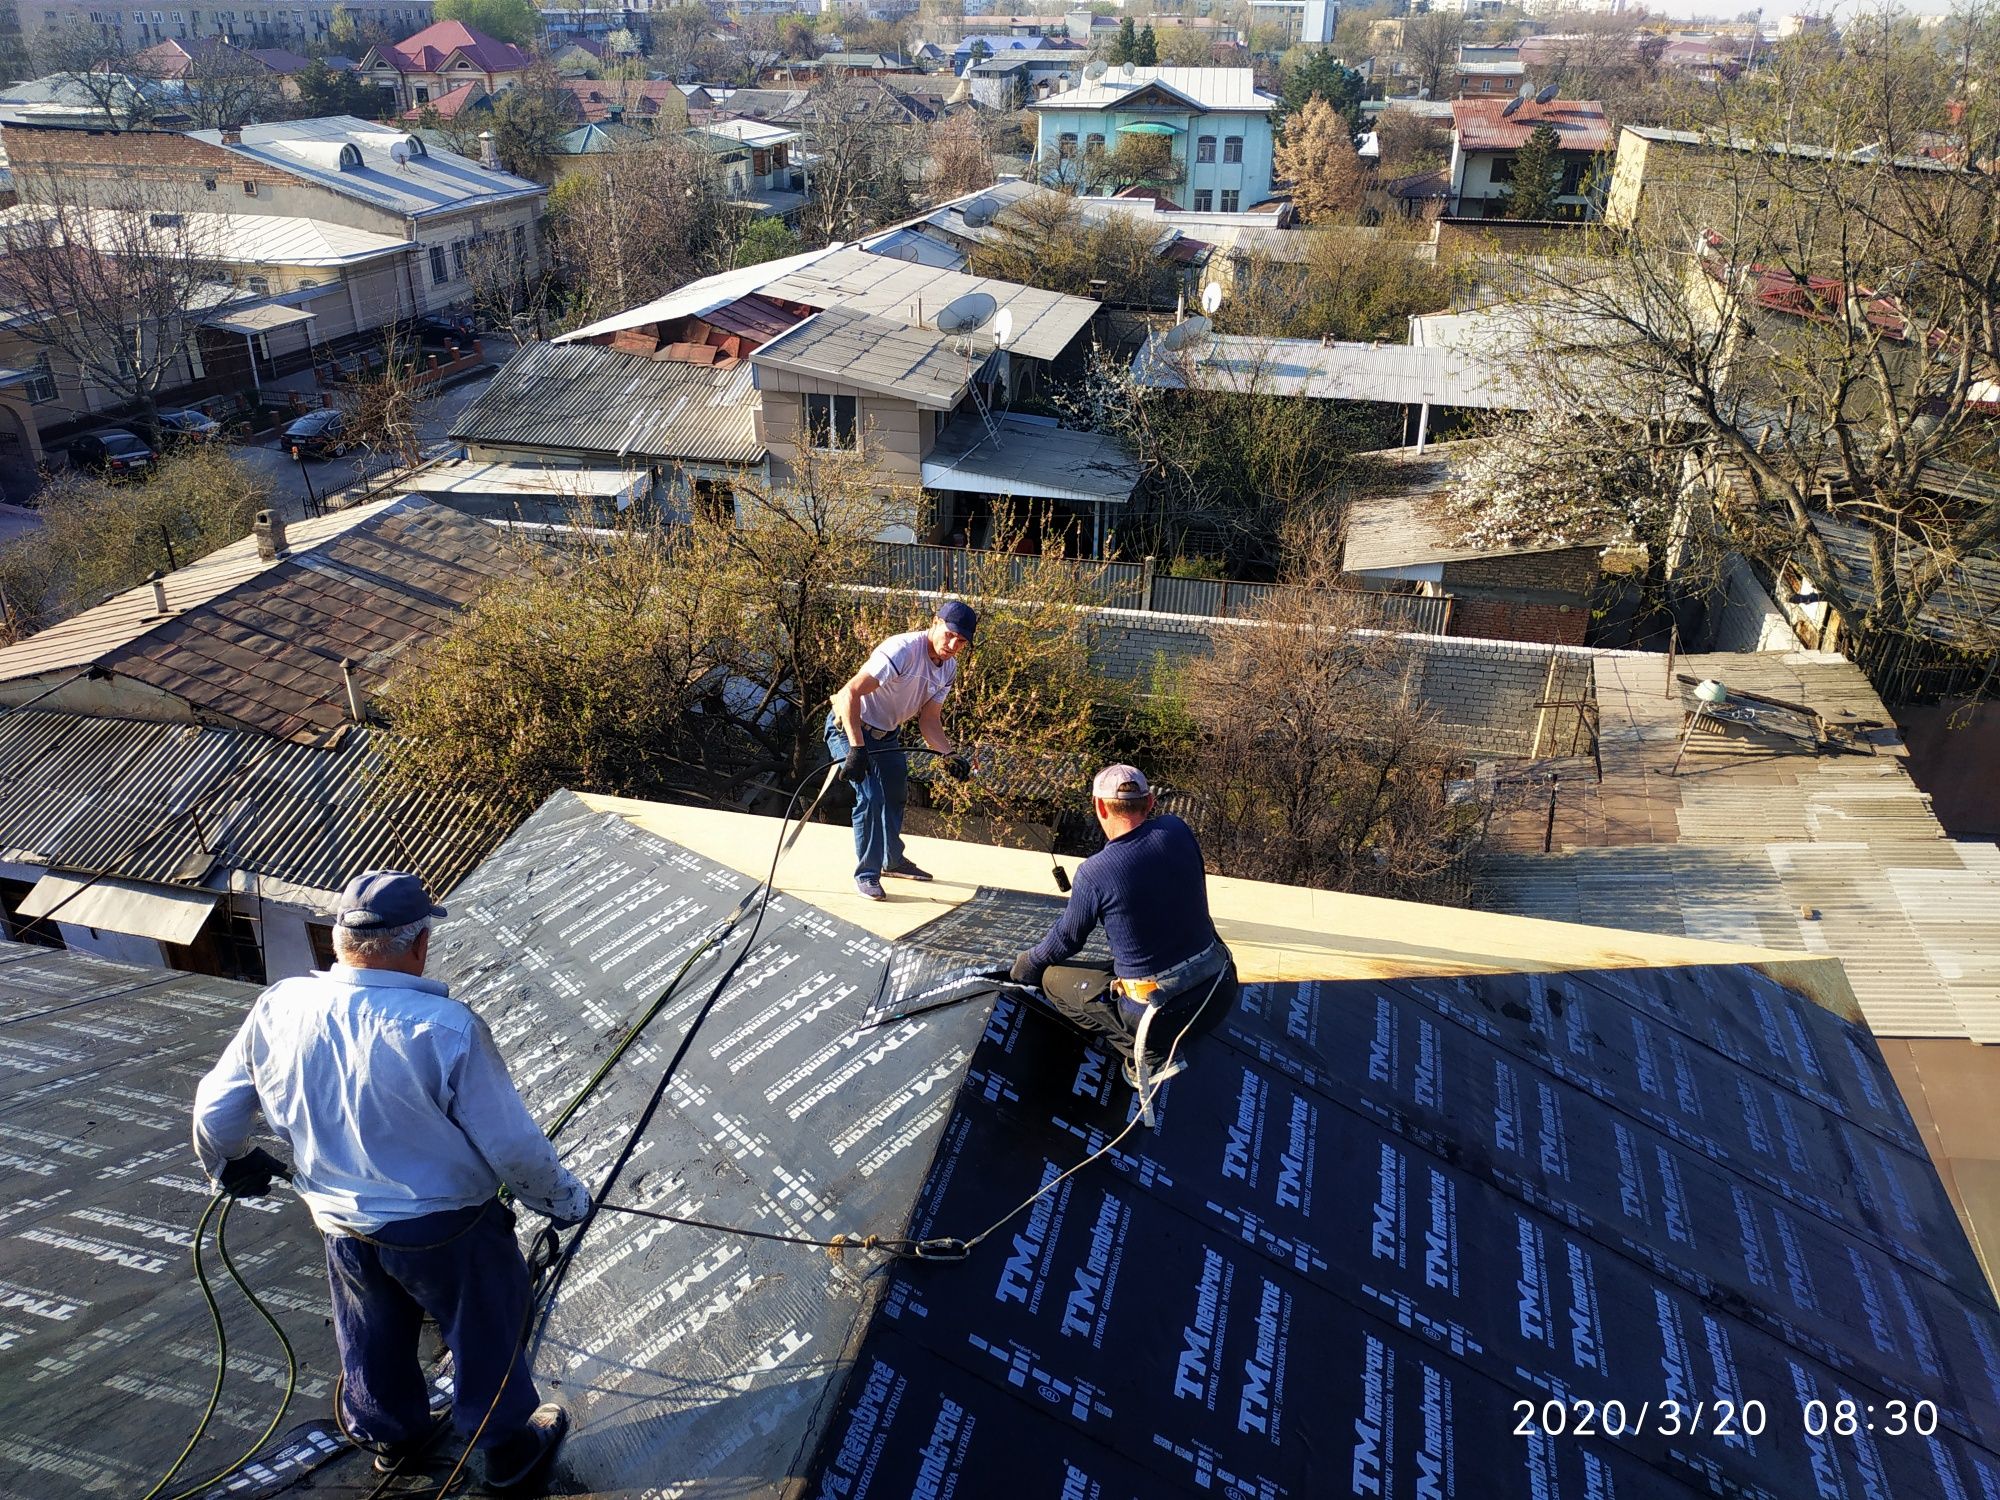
[192,964,589,1234]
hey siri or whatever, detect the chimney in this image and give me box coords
[478,130,499,170]
[148,569,169,615]
[340,658,366,725]
[607,104,625,125]
[221,124,243,145]
[253,508,287,562]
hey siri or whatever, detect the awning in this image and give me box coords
[1117,121,1180,136]
[922,413,1140,505]
[17,873,217,946]
[206,303,316,337]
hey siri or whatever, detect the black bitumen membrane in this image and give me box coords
[4,787,2000,1499]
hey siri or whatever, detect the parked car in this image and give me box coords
[412,312,476,346]
[68,428,156,478]
[283,408,350,460]
[155,408,221,447]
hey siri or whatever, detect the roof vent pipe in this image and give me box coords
[341,658,365,725]
[479,130,499,170]
[149,569,168,614]
[254,508,287,561]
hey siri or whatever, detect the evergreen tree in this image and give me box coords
[1280,49,1364,130]
[1112,17,1135,64]
[1134,25,1158,65]
[1506,123,1564,220]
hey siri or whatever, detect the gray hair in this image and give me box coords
[333,916,432,965]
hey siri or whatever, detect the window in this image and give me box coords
[1220,189,1239,212]
[512,224,525,259]
[1196,134,1215,163]
[1223,135,1241,164]
[243,179,257,196]
[413,84,429,103]
[1490,156,1515,184]
[246,273,269,294]
[24,352,56,405]
[451,240,466,277]
[306,921,337,970]
[691,477,734,525]
[802,393,858,450]
[297,277,318,288]
[1058,131,1076,158]
[429,244,448,284]
[0,878,62,948]
[149,211,182,227]
[1085,131,1104,154]
[203,175,216,190]
[1193,189,1213,211]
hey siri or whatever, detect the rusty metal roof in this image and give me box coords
[0,708,500,899]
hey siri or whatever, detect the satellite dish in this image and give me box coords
[1199,281,1223,316]
[1535,83,1559,104]
[389,139,412,165]
[1500,96,1523,118]
[1156,314,1211,352]
[961,193,999,228]
[1084,58,1106,81]
[1121,61,1135,80]
[1518,80,1534,99]
[992,306,1014,348]
[934,290,998,333]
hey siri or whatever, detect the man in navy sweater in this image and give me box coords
[1010,764,1237,1086]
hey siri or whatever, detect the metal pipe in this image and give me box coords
[149,570,168,615]
[340,658,364,725]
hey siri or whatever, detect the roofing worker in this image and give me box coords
[827,600,976,901]
[191,871,588,1495]
[1010,765,1237,1087]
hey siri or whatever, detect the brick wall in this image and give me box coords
[1447,595,1590,646]
[2,123,301,198]
[1442,546,1600,595]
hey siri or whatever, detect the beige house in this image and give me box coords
[359,19,529,115]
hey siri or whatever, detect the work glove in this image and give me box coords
[944,753,972,782]
[839,744,869,783]
[1009,950,1045,988]
[217,1146,290,1199]
[548,1207,589,1232]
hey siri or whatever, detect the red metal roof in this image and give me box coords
[1451,98,1613,154]
[378,19,527,75]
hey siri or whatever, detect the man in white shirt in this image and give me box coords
[827,600,975,900]
[192,870,588,1494]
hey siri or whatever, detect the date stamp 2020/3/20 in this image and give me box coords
[1512,1397,1941,1441]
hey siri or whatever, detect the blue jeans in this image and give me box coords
[325,1198,539,1450]
[826,713,907,879]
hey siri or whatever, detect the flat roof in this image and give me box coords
[922,411,1140,504]
[1031,65,1276,113]
[1133,329,1532,410]
[750,306,973,409]
[1343,490,1625,571]
[187,115,544,218]
[0,204,410,267]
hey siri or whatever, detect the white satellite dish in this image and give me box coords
[1199,281,1223,316]
[1121,61,1135,79]
[1157,314,1211,352]
[1084,58,1106,82]
[1518,80,1535,99]
[961,193,999,228]
[992,306,1014,348]
[934,290,998,333]
[389,139,412,165]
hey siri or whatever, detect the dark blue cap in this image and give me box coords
[935,599,977,641]
[336,869,447,930]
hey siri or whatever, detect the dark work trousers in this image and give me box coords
[1038,959,1238,1066]
[825,713,909,880]
[325,1198,539,1451]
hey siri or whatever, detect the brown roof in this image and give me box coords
[1451,98,1612,154]
[81,496,528,746]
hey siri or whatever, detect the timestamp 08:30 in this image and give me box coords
[1511,1398,1941,1440]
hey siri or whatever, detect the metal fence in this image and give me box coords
[864,542,1454,635]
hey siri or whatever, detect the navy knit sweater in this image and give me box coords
[1027,814,1218,979]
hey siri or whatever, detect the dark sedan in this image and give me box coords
[155,408,222,447]
[68,428,155,478]
[283,408,351,460]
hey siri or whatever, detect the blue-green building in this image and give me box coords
[1030,66,1280,211]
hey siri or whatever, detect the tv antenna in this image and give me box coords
[935,292,1004,441]
[934,290,998,334]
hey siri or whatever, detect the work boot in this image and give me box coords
[483,1403,569,1495]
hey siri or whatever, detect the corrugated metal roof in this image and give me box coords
[0,204,410,267]
[0,709,498,898]
[922,411,1139,503]
[1030,65,1276,112]
[1134,330,1533,409]
[1805,514,2000,647]
[452,340,764,466]
[751,307,972,408]
[0,495,404,685]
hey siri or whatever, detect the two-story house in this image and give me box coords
[359,19,528,115]
[1031,66,1279,212]
[1446,97,1611,219]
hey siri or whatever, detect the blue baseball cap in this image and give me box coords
[936,599,978,641]
[336,870,447,930]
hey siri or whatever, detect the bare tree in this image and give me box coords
[544,138,741,325]
[799,73,923,243]
[32,22,152,129]
[338,331,438,470]
[1517,8,2000,655]
[0,179,225,442]
[171,42,284,129]
[926,109,994,201]
[1399,10,1465,101]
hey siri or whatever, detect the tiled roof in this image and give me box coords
[451,340,765,466]
[374,20,528,74]
[1451,97,1613,153]
[403,79,487,120]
